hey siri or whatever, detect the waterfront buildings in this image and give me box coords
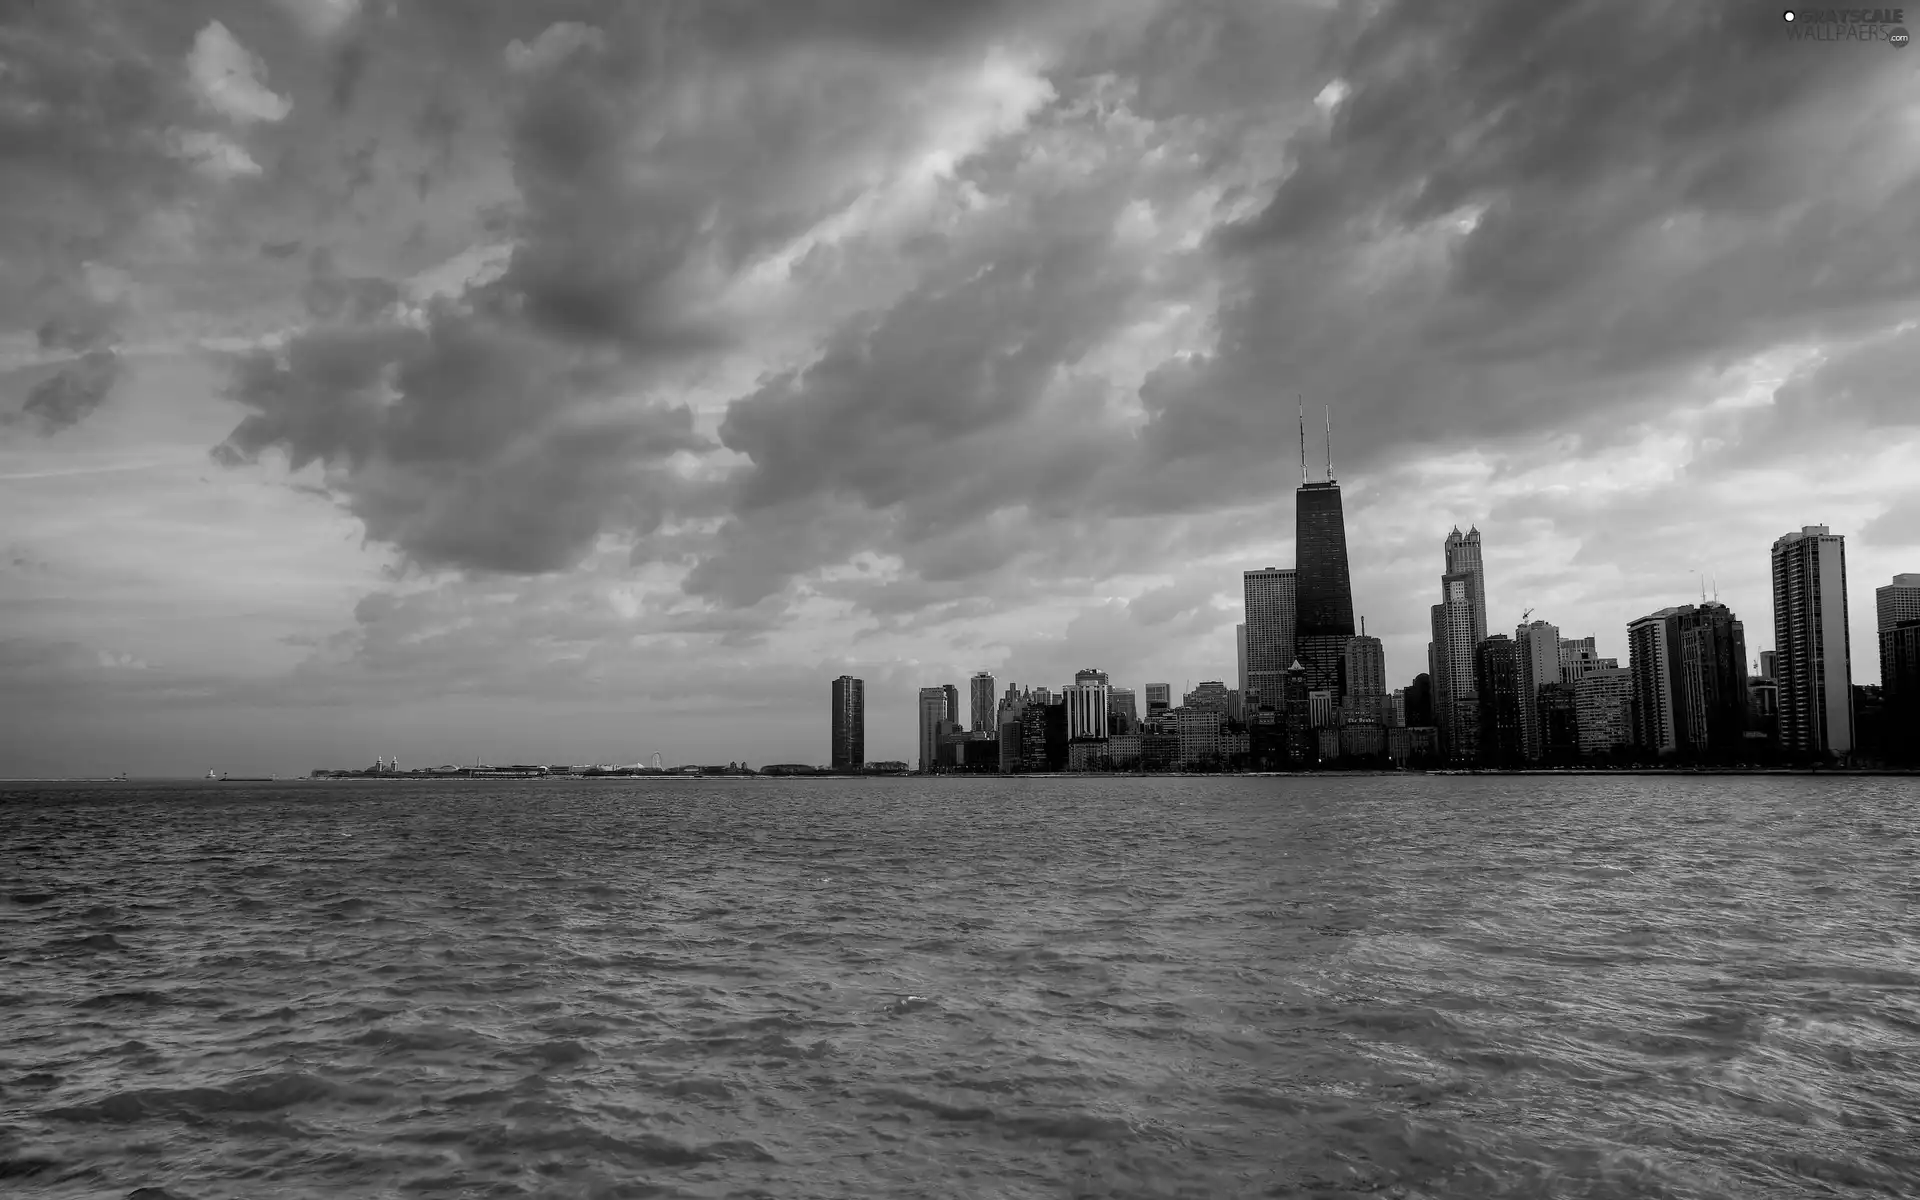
[1242,567,1297,709]
[1107,687,1138,734]
[1184,680,1231,712]
[1627,612,1680,755]
[917,687,949,773]
[1145,683,1171,716]
[1236,624,1247,703]
[1879,574,1920,763]
[1625,602,1750,761]
[1772,526,1855,758]
[830,675,864,771]
[942,684,961,735]
[970,672,997,733]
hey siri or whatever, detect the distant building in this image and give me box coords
[1759,649,1777,681]
[1144,683,1172,716]
[1881,619,1920,764]
[1772,526,1855,759]
[1106,732,1143,770]
[1405,673,1433,729]
[1387,689,1407,728]
[1243,567,1297,709]
[1065,672,1112,741]
[830,675,864,771]
[1307,690,1334,730]
[917,687,949,773]
[1237,623,1248,704]
[1574,667,1635,759]
[1174,707,1226,769]
[970,672,997,733]
[1430,527,1487,763]
[1537,682,1580,763]
[1184,680,1231,712]
[1515,619,1560,762]
[943,684,961,736]
[1344,633,1386,710]
[1474,634,1525,767]
[1877,573,1920,633]
[1107,687,1138,734]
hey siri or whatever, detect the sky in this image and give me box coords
[3,0,1918,776]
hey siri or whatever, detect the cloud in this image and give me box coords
[272,0,363,40]
[504,22,608,75]
[172,128,264,179]
[16,351,125,434]
[188,22,293,125]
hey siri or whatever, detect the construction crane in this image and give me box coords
[1521,607,1533,624]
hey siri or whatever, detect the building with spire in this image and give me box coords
[1294,405,1356,705]
[1429,526,1487,764]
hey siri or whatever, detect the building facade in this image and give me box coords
[1064,676,1112,741]
[1295,482,1356,703]
[1474,634,1525,766]
[917,687,949,772]
[1627,611,1680,756]
[1772,526,1855,759]
[1876,573,1920,634]
[969,672,997,733]
[1343,634,1386,707]
[1144,683,1171,716]
[1184,680,1231,712]
[1107,687,1138,734]
[830,675,864,771]
[1515,619,1560,762]
[1242,567,1298,709]
[1574,667,1634,758]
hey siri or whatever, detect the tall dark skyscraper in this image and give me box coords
[1294,480,1355,701]
[830,675,864,771]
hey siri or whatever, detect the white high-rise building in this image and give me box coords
[1772,526,1854,757]
[1879,574,1920,633]
[1627,609,1682,755]
[1243,567,1296,710]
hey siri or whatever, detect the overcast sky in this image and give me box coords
[3,0,1917,776]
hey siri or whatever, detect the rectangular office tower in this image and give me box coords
[918,687,950,773]
[1242,567,1296,710]
[969,672,997,732]
[1772,526,1854,759]
[1294,483,1356,702]
[830,676,865,771]
[1627,602,1750,761]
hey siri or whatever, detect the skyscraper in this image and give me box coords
[1429,536,1484,764]
[1515,618,1560,761]
[942,684,961,734]
[969,672,997,733]
[1876,573,1920,633]
[918,687,950,773]
[1627,610,1681,755]
[1064,671,1112,741]
[1295,482,1356,703]
[1343,632,1385,723]
[830,675,864,771]
[1772,526,1855,759]
[1242,567,1297,709]
[1236,623,1247,701]
[1678,602,1750,760]
[1474,634,1525,766]
[1107,687,1138,734]
[1145,683,1171,716]
[1574,667,1634,758]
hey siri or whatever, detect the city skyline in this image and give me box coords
[4,1,1920,776]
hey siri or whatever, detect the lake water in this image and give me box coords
[2,776,1917,1198]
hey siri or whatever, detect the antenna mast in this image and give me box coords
[1325,406,1333,481]
[1297,395,1306,486]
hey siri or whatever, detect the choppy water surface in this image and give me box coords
[3,776,1918,1198]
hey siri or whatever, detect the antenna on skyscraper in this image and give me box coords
[1298,395,1307,486]
[1325,406,1333,481]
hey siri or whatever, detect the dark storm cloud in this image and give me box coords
[330,36,369,112]
[17,351,125,434]
[1140,0,1920,483]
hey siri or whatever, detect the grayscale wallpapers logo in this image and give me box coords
[1783,8,1911,44]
